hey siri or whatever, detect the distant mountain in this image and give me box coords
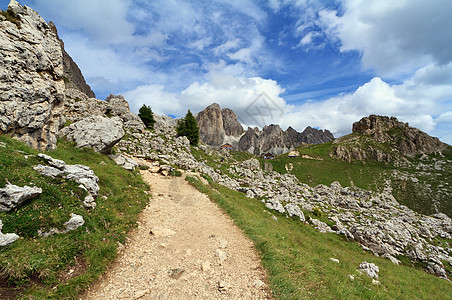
[196,103,334,155]
[331,115,449,162]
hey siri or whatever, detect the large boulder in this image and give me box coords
[58,115,124,154]
[0,183,42,211]
[0,0,65,150]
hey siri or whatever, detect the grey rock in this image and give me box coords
[38,213,84,237]
[58,115,124,154]
[310,218,334,233]
[0,183,42,211]
[35,154,99,207]
[285,204,305,222]
[0,219,19,246]
[358,261,379,279]
[109,154,138,171]
[0,0,65,150]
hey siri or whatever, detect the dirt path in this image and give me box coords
[83,171,270,299]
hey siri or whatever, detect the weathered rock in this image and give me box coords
[0,219,19,246]
[35,154,99,207]
[285,204,305,222]
[38,213,84,237]
[109,154,138,171]
[310,218,334,233]
[358,261,379,279]
[0,183,42,211]
[0,0,65,150]
[58,115,124,154]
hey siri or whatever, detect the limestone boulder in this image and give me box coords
[0,183,42,211]
[58,115,124,154]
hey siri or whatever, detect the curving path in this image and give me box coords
[83,170,270,299]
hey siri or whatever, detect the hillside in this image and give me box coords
[1,1,451,299]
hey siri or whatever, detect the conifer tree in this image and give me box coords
[176,109,199,146]
[138,104,156,129]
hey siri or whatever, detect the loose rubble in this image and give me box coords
[358,261,380,279]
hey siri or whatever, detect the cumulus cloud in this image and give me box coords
[281,73,452,144]
[319,0,452,76]
[124,72,288,128]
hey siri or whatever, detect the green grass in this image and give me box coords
[187,176,452,299]
[266,141,452,216]
[266,143,389,192]
[0,135,149,299]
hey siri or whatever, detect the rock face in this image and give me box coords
[238,124,334,155]
[0,0,65,150]
[48,22,95,98]
[196,103,244,147]
[0,183,42,211]
[58,115,124,154]
[62,90,146,133]
[196,103,334,154]
[332,115,449,162]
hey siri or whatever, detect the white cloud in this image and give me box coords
[281,73,452,144]
[124,72,288,128]
[319,0,452,76]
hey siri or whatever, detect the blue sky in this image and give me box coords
[2,0,452,144]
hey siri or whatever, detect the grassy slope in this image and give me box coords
[187,176,452,299]
[266,141,452,217]
[0,135,149,299]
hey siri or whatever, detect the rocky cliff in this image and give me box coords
[196,103,334,154]
[0,0,65,150]
[332,115,449,162]
[196,103,244,147]
[238,124,334,155]
[49,21,95,98]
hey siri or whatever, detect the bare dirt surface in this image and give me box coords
[83,171,271,299]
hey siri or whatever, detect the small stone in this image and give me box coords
[150,227,176,237]
[169,268,185,279]
[218,281,231,292]
[201,261,211,271]
[358,261,379,279]
[348,274,355,282]
[219,239,228,249]
[216,249,227,264]
[134,289,150,299]
[372,279,380,285]
[253,279,265,287]
[271,215,278,221]
[329,258,340,263]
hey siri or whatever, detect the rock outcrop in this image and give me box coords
[0,183,42,211]
[332,115,449,162]
[0,0,65,150]
[58,115,124,154]
[196,103,244,147]
[48,21,95,98]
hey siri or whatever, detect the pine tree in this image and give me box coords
[138,104,156,129]
[176,109,199,146]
